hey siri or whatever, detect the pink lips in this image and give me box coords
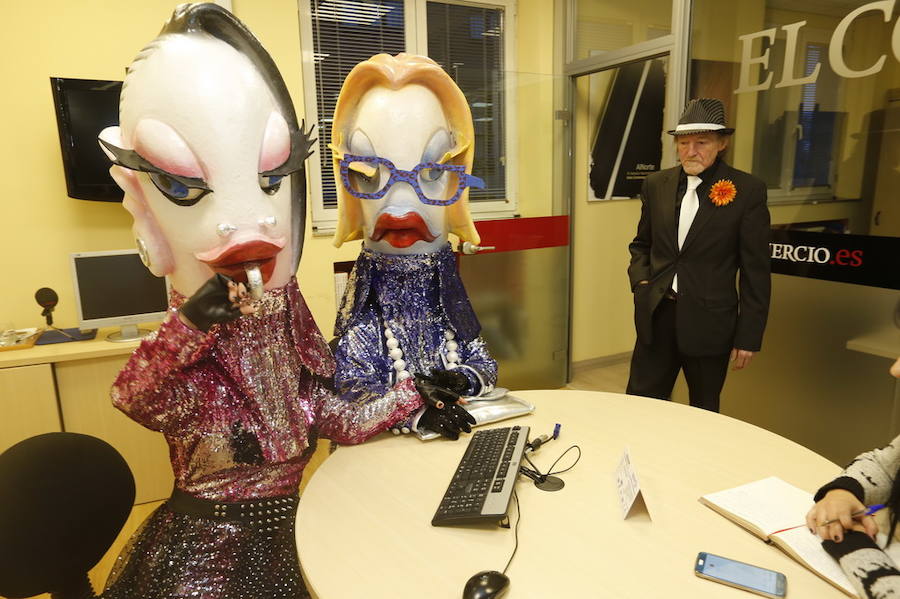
[371,212,436,248]
[199,240,282,284]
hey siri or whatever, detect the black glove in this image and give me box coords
[418,404,476,441]
[414,373,475,440]
[414,373,460,408]
[428,368,471,396]
[179,274,243,332]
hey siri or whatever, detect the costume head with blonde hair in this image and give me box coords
[331,53,482,254]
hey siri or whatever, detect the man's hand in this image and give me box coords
[730,348,755,370]
[179,274,257,332]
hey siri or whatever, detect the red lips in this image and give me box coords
[371,212,436,248]
[201,240,281,284]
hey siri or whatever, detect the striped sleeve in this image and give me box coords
[823,531,900,599]
[815,436,900,506]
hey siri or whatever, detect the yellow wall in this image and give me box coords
[0,1,177,331]
[574,0,673,58]
[0,0,557,340]
[570,73,642,362]
[513,0,558,219]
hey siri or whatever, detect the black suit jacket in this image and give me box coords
[628,160,771,356]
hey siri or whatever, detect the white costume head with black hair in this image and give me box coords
[99,3,313,296]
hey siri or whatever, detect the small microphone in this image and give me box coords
[35,287,59,326]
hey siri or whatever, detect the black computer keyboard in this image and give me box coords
[431,425,530,526]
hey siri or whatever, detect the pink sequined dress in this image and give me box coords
[103,277,420,599]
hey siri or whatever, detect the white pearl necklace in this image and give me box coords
[384,327,461,384]
[383,327,410,382]
[385,326,462,435]
[442,331,461,370]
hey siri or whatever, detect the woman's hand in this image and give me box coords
[806,489,878,542]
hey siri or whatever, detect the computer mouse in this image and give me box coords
[462,570,510,599]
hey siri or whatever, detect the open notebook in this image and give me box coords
[700,476,900,597]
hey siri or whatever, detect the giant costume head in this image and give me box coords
[331,53,482,254]
[99,3,313,296]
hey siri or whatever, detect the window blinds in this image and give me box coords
[309,0,406,210]
[426,2,506,202]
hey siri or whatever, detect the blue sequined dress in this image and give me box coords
[334,244,497,426]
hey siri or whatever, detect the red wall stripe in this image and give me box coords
[471,215,569,253]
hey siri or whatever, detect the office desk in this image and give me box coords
[296,390,844,598]
[0,327,172,503]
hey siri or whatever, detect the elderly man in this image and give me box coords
[626,98,771,412]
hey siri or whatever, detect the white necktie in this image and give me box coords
[673,175,701,293]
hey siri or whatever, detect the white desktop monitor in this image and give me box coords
[70,249,170,342]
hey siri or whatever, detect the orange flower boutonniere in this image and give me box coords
[709,179,737,206]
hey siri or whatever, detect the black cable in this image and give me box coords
[502,489,520,576]
[546,445,582,476]
[523,453,541,474]
[500,443,580,576]
[521,445,582,483]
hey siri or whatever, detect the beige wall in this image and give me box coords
[0,0,557,340]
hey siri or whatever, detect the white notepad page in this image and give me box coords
[774,526,856,594]
[702,476,814,536]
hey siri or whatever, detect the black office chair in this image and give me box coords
[0,433,135,599]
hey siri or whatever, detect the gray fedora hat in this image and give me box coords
[667,98,735,136]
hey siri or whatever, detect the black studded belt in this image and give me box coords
[167,487,298,528]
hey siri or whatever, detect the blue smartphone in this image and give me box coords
[695,552,787,598]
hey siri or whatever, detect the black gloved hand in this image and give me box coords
[418,404,476,441]
[428,368,471,396]
[414,373,476,441]
[413,373,460,409]
[179,274,244,333]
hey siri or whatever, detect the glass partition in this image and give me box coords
[692,0,900,237]
[573,0,673,60]
[689,0,900,464]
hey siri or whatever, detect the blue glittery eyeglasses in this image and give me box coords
[338,153,485,206]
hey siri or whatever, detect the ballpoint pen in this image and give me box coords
[769,504,887,537]
[817,503,887,528]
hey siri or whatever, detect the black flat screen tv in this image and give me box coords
[50,77,123,202]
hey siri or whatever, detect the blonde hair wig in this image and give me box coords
[331,53,480,247]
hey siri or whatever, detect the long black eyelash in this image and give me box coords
[260,120,316,177]
[99,138,211,192]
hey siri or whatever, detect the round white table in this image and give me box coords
[296,390,844,598]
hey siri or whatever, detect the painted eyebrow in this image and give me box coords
[260,120,317,177]
[99,138,211,191]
